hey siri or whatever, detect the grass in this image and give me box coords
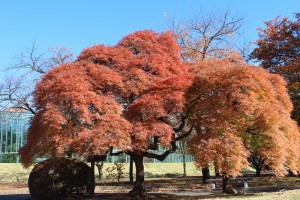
[99,162,202,179]
[0,162,202,183]
[0,163,33,183]
[2,162,300,200]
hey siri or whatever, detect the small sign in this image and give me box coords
[48,169,55,175]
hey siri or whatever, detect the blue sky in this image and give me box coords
[0,0,299,71]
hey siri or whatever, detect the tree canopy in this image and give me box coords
[186,60,299,176]
[250,13,300,124]
[250,13,299,70]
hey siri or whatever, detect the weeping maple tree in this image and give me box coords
[186,59,300,191]
[128,58,300,192]
[20,30,191,197]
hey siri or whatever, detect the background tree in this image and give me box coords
[244,129,267,176]
[168,8,245,61]
[250,13,300,124]
[177,137,188,177]
[0,44,73,114]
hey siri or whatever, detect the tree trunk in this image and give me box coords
[182,154,187,178]
[95,161,104,180]
[251,156,264,177]
[202,167,211,183]
[90,160,95,195]
[222,175,230,193]
[129,154,146,198]
[214,164,220,177]
[129,155,134,184]
[255,166,261,176]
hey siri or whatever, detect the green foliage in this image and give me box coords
[1,154,17,163]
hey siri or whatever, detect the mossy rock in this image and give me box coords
[28,157,92,200]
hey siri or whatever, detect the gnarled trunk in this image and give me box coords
[255,167,261,176]
[129,154,146,197]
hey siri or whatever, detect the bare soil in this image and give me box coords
[1,175,300,199]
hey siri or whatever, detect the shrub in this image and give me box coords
[28,157,92,200]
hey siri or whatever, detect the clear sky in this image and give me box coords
[0,0,299,71]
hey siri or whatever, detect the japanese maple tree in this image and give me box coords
[20,30,190,197]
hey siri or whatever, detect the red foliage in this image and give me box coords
[20,29,300,180]
[20,30,187,167]
[250,13,300,125]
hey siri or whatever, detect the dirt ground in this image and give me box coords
[1,175,300,199]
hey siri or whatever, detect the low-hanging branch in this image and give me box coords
[143,140,177,161]
[142,123,194,161]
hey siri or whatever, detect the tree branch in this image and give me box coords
[109,147,124,156]
[175,124,194,141]
[143,141,177,161]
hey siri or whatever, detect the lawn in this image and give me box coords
[0,163,33,183]
[0,162,202,183]
[1,162,300,200]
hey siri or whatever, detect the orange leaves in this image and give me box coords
[249,14,300,173]
[118,30,186,76]
[131,120,174,150]
[186,60,300,176]
[20,30,188,166]
[250,13,300,70]
[86,62,124,94]
[20,29,300,178]
[192,132,249,177]
[127,74,194,122]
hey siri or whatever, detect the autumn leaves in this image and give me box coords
[20,30,300,180]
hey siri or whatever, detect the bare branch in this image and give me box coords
[1,43,73,113]
[169,8,245,61]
